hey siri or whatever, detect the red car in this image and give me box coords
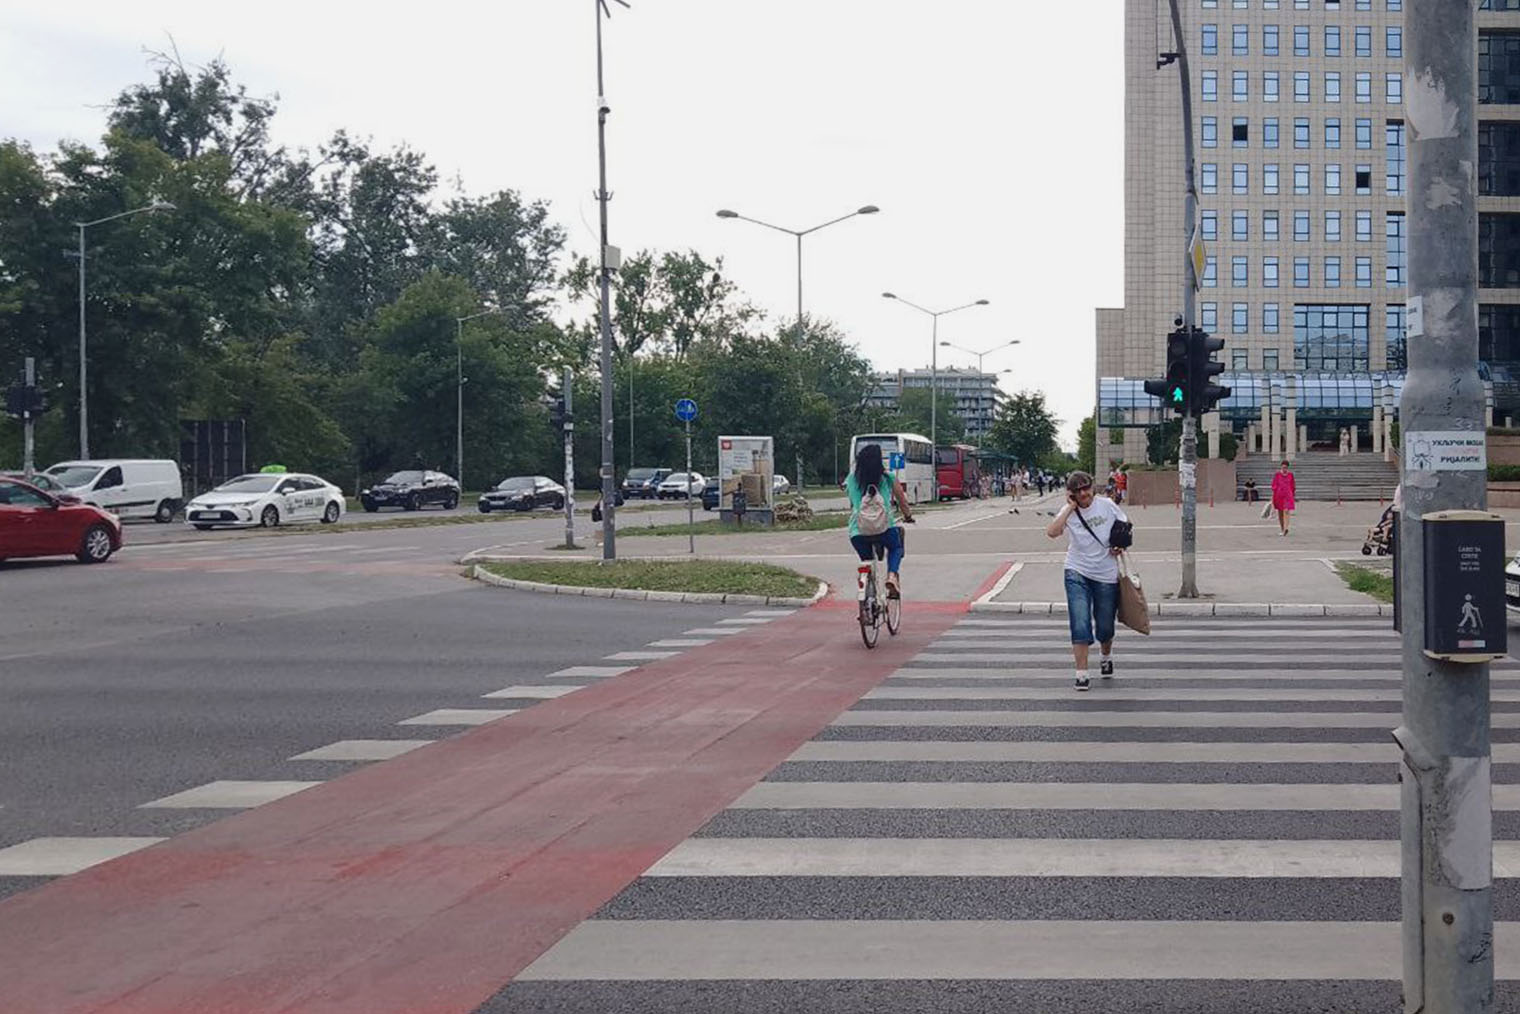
[0,476,123,564]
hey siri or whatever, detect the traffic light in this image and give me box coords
[4,384,45,419]
[1143,327,1192,416]
[549,393,568,429]
[1187,326,1231,416]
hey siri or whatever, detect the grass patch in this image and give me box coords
[1334,561,1395,603]
[622,512,850,537]
[478,559,819,598]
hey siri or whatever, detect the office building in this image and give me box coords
[866,367,1005,441]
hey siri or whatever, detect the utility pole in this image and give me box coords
[1396,2,1493,1010]
[1163,0,1201,598]
[594,0,628,560]
[22,358,36,477]
[563,368,577,550]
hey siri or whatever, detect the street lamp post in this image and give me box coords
[881,293,989,449]
[939,339,1020,444]
[456,309,498,489]
[74,200,174,459]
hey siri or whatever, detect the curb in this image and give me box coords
[969,599,1389,617]
[469,564,828,608]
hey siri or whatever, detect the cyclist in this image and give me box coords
[846,443,913,598]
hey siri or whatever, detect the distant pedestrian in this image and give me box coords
[1046,470,1127,692]
[1035,471,1047,496]
[1271,460,1296,536]
[1114,467,1128,504]
[1243,476,1258,502]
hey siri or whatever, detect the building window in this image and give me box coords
[1234,70,1249,101]
[1264,24,1280,55]
[1325,25,1341,56]
[1326,162,1342,195]
[1265,255,1281,286]
[1264,116,1280,146]
[1326,210,1342,241]
[1264,304,1281,334]
[1479,213,1520,287]
[1235,0,1249,7]
[1232,210,1249,241]
[1232,348,1249,370]
[1294,163,1310,194]
[1356,0,1370,8]
[1387,26,1402,58]
[1232,302,1249,333]
[1387,304,1406,370]
[1386,73,1402,105]
[1202,302,1219,329]
[1479,303,1520,362]
[1202,209,1219,240]
[1325,72,1341,103]
[1294,117,1311,148]
[1295,304,1370,371]
[1264,347,1281,368]
[1294,209,1311,240]
[1233,23,1249,55]
[1264,162,1280,194]
[1205,255,1219,287]
[1481,33,1520,105]
[1479,121,1520,196]
[1202,23,1219,54]
[1203,116,1218,147]
[1325,118,1341,148]
[1233,162,1249,193]
[1356,25,1372,58]
[1294,24,1310,56]
[1356,117,1373,148]
[1294,256,1310,287]
[1202,163,1218,193]
[1233,117,1250,146]
[1356,72,1372,102]
[1203,70,1218,102]
[1294,71,1311,102]
[1325,256,1342,288]
[1387,0,1400,9]
[1233,255,1249,286]
[1264,72,1281,103]
[1265,0,1280,7]
[1355,256,1373,287]
[1356,209,1372,241]
[1386,212,1406,286]
[1386,121,1406,195]
[1264,210,1280,240]
[1355,164,1372,194]
[1203,0,1218,6]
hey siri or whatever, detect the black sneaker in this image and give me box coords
[1100,659,1114,678]
[1074,674,1091,692]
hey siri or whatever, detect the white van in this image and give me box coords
[44,459,184,523]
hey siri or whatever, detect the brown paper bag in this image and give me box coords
[1117,553,1151,635]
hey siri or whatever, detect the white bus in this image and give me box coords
[847,432,936,503]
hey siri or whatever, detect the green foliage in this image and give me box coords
[1334,562,1394,603]
[1145,417,1195,466]
[986,390,1059,467]
[867,386,966,445]
[1218,431,1239,462]
[1077,415,1097,475]
[478,559,820,598]
[1489,464,1520,482]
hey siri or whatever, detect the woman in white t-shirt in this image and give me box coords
[1045,470,1128,692]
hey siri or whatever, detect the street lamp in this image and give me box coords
[938,338,1020,375]
[456,309,499,490]
[881,293,989,449]
[74,199,175,458]
[716,204,879,333]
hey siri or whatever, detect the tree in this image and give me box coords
[986,390,1059,468]
[564,249,758,358]
[1076,414,1097,475]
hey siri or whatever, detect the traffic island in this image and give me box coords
[472,559,826,606]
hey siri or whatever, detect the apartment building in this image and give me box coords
[866,367,1005,441]
[1097,0,1520,465]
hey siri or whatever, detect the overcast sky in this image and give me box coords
[4,1,1125,447]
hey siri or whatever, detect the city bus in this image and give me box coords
[935,444,982,500]
[848,432,936,503]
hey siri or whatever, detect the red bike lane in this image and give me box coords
[0,600,961,1014]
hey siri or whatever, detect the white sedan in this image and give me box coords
[657,471,707,499]
[1507,551,1520,614]
[185,473,346,530]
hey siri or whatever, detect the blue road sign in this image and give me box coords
[674,398,698,422]
[889,452,906,471]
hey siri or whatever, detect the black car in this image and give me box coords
[621,467,672,500]
[360,470,460,512]
[701,484,719,511]
[479,476,566,513]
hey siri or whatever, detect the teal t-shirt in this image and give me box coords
[845,470,897,538]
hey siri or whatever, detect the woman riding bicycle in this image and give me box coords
[846,442,913,598]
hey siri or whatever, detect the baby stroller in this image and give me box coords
[1361,504,1395,556]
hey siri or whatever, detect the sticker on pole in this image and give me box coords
[674,398,698,422]
[1405,431,1486,472]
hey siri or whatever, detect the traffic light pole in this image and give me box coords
[22,357,35,479]
[563,368,577,550]
[1396,3,1492,1009]
[1166,0,1201,598]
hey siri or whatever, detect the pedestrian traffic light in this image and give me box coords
[1143,327,1192,417]
[549,391,572,430]
[4,384,44,419]
[1187,327,1231,416]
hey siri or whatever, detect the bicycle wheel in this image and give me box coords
[859,576,880,649]
[885,588,901,636]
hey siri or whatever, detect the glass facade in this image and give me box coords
[1294,304,1370,372]
[1480,32,1520,105]
[1480,213,1520,288]
[1479,121,1520,196]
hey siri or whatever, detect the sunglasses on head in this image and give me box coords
[1073,485,1093,494]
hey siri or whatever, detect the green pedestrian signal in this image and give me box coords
[1170,385,1185,404]
[1144,327,1194,417]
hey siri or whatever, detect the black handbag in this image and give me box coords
[1076,507,1133,550]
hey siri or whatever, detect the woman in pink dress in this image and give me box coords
[1270,460,1296,536]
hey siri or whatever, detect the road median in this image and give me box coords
[472,559,827,606]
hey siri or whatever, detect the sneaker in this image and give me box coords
[1074,674,1091,692]
[1100,659,1114,678]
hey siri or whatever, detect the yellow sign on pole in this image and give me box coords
[1188,233,1208,291]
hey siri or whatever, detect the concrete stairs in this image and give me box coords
[1236,452,1398,502]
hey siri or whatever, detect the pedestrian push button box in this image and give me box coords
[1421,509,1507,662]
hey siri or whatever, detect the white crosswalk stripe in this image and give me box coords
[516,616,1520,1007]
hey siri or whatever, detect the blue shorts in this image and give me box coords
[851,529,904,574]
[1064,568,1118,645]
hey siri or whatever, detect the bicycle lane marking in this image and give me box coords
[0,604,960,1014]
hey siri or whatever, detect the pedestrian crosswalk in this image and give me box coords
[499,615,1520,1011]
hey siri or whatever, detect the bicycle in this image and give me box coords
[856,524,907,649]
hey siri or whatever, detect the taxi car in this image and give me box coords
[185,473,345,530]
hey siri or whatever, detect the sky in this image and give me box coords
[2,1,1126,448]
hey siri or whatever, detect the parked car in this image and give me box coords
[773,474,792,495]
[478,476,566,513]
[185,473,346,530]
[44,459,183,523]
[0,476,123,564]
[657,471,706,499]
[0,471,63,493]
[621,467,672,500]
[1506,550,1520,613]
[360,470,460,512]
[701,484,719,511]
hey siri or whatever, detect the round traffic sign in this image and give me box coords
[674,398,698,422]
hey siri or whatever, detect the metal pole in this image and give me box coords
[1166,0,1201,598]
[77,224,87,459]
[629,356,634,471]
[930,313,938,450]
[564,367,577,549]
[595,0,617,559]
[456,318,464,489]
[685,418,694,554]
[1398,2,1491,1009]
[796,232,804,335]
[22,357,35,477]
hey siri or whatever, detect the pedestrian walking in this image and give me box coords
[1046,470,1128,692]
[1114,467,1128,505]
[1270,459,1296,536]
[1035,471,1046,496]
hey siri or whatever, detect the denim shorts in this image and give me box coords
[1064,568,1118,645]
[850,529,904,574]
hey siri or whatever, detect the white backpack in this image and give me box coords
[856,482,889,536]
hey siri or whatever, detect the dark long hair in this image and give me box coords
[854,442,885,491]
